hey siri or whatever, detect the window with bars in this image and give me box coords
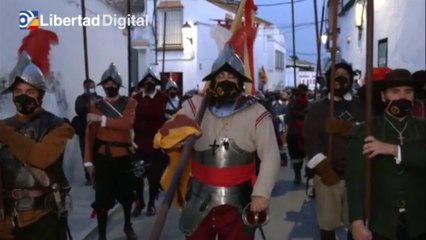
[275,50,285,71]
[157,8,183,50]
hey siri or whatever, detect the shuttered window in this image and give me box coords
[157,8,183,50]
[275,50,285,71]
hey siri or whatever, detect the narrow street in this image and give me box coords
[85,166,349,240]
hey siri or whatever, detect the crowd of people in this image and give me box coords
[1,29,425,240]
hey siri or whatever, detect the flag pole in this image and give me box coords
[291,0,297,87]
[127,0,132,95]
[81,0,89,80]
[313,0,324,99]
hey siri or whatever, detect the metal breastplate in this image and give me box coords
[0,112,69,212]
[208,95,257,118]
[179,178,252,235]
[194,138,255,167]
[180,138,256,235]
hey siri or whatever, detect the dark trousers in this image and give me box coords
[373,213,425,240]
[78,134,91,182]
[92,154,135,210]
[133,150,169,206]
[12,212,67,240]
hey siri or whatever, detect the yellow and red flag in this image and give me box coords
[153,114,201,209]
[228,0,258,95]
[259,66,268,84]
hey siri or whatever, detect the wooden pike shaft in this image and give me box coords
[327,0,339,161]
[149,95,210,240]
[365,0,374,221]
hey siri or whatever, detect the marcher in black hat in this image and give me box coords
[346,68,425,240]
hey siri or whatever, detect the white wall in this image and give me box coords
[0,0,131,184]
[285,68,300,88]
[256,26,286,91]
[337,0,426,79]
[142,0,286,93]
[0,0,130,120]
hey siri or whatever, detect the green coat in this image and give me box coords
[345,115,425,240]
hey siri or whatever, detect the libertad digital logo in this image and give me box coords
[19,10,148,30]
[20,11,39,30]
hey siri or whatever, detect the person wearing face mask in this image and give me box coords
[0,30,75,240]
[165,78,181,120]
[346,69,425,240]
[303,62,365,240]
[72,79,101,186]
[84,63,138,240]
[153,44,280,240]
[345,69,426,240]
[285,84,308,185]
[131,66,169,217]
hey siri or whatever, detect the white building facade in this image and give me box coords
[132,0,287,93]
[333,0,425,78]
[0,0,136,183]
[0,0,133,120]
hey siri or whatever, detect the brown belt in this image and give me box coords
[5,188,48,199]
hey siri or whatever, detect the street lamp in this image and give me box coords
[181,21,193,44]
[321,31,328,45]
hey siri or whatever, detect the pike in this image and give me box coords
[364,0,374,223]
[327,0,339,174]
[149,94,210,240]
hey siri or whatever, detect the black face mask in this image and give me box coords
[385,99,413,118]
[14,94,39,115]
[333,76,351,96]
[169,92,177,98]
[213,81,240,100]
[144,82,156,93]
[104,86,119,98]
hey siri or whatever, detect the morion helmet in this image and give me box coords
[2,29,58,94]
[138,66,161,87]
[98,63,123,87]
[165,78,179,92]
[203,44,251,83]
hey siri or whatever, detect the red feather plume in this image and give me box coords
[18,29,59,76]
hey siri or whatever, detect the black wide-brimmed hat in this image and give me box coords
[377,68,417,90]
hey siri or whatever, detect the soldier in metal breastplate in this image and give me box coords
[166,44,281,240]
[0,30,75,240]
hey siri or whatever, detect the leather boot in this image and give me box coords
[96,209,108,240]
[131,200,145,217]
[124,224,138,240]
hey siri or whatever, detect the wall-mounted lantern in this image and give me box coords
[181,21,193,45]
[355,0,365,29]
